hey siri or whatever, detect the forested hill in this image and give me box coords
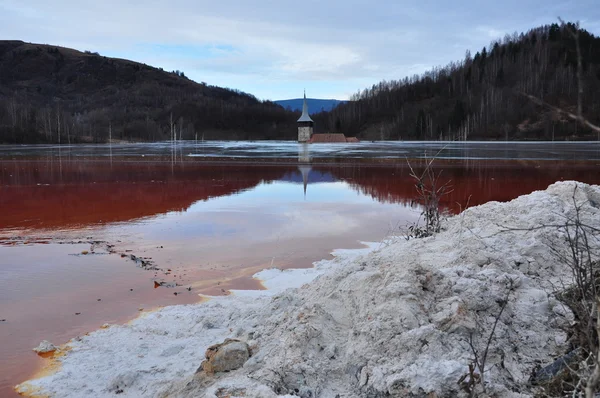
[313,23,600,141]
[0,41,296,143]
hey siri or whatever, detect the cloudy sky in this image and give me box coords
[1,0,599,100]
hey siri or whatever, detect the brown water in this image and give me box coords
[1,156,600,397]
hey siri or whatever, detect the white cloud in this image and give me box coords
[0,0,599,100]
[475,26,506,40]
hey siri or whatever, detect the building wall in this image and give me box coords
[298,126,313,142]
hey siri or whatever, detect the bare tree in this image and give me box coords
[459,278,515,397]
[520,20,600,136]
[406,153,453,238]
[56,104,61,144]
[170,112,174,142]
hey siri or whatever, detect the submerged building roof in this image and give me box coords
[297,91,314,123]
[309,134,360,143]
[310,133,348,143]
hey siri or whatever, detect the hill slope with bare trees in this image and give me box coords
[314,23,600,141]
[0,41,296,143]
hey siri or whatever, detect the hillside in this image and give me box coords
[275,98,345,113]
[313,23,600,141]
[0,41,297,143]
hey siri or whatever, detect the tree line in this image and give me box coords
[313,23,600,141]
[0,40,297,144]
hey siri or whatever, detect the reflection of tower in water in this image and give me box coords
[298,143,312,198]
[298,164,312,198]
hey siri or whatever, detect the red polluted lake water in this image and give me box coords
[1,155,599,397]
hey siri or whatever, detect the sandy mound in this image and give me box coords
[18,181,600,397]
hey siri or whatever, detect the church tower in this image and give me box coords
[297,91,314,142]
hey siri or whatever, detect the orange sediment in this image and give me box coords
[15,347,71,397]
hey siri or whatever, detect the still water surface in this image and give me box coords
[0,141,599,397]
[0,140,599,160]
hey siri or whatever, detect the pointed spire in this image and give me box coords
[297,90,314,123]
[302,95,308,115]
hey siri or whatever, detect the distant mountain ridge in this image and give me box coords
[275,98,345,113]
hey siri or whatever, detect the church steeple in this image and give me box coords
[297,90,314,142]
[297,91,313,123]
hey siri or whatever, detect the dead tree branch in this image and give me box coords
[405,149,453,238]
[519,19,600,135]
[519,92,600,135]
[461,278,516,396]
[585,298,600,398]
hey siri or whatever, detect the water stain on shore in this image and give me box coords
[1,157,600,397]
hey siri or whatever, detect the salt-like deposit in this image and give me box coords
[16,181,600,397]
[32,341,58,355]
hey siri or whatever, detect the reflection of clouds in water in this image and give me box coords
[276,208,359,239]
[106,173,422,246]
[135,209,279,242]
[317,181,357,190]
[136,202,369,245]
[155,183,417,242]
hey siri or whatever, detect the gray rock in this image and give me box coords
[108,371,140,393]
[530,348,581,385]
[160,345,185,357]
[33,340,57,354]
[198,339,250,374]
